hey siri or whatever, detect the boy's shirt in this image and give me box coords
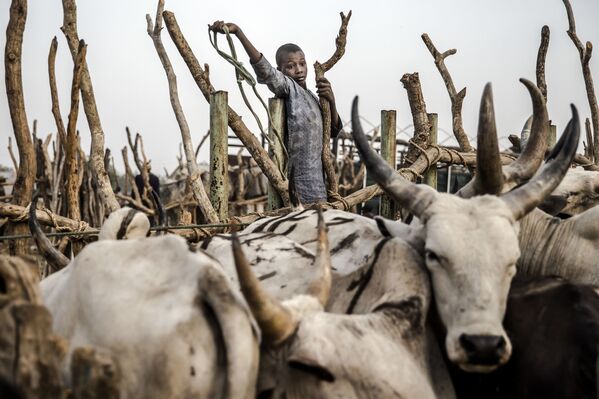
[252,56,340,204]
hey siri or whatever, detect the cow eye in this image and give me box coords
[425,250,440,264]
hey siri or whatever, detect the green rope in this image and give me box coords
[0,222,251,241]
[208,26,288,176]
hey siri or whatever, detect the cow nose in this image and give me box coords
[459,334,507,365]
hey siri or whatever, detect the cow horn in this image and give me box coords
[502,79,549,187]
[351,96,437,217]
[231,234,296,346]
[456,83,504,197]
[501,105,580,220]
[306,206,331,307]
[28,192,69,271]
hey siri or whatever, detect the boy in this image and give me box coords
[210,21,343,204]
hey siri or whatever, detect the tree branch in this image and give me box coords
[535,26,550,101]
[562,0,599,164]
[400,72,432,166]
[421,33,472,152]
[61,0,119,212]
[146,0,218,223]
[314,11,352,199]
[5,0,36,255]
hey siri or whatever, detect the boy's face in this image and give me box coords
[278,51,308,89]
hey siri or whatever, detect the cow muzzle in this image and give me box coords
[446,326,512,373]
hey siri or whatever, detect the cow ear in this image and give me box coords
[287,356,336,382]
[374,216,414,238]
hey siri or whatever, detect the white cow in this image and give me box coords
[240,81,579,373]
[36,211,259,398]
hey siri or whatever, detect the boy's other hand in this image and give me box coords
[316,77,335,104]
[209,21,239,35]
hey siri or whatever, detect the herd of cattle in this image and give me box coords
[15,83,599,398]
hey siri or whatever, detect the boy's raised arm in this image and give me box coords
[209,21,262,64]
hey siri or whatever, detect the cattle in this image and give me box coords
[537,168,599,217]
[240,81,579,373]
[448,275,599,399]
[454,96,599,286]
[33,210,259,398]
[228,211,446,399]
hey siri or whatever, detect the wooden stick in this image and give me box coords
[161,10,290,206]
[48,36,67,147]
[125,127,151,205]
[400,72,431,166]
[121,147,142,204]
[379,110,397,219]
[146,0,218,223]
[209,91,229,220]
[61,0,119,212]
[562,0,599,164]
[314,11,352,199]
[65,40,86,222]
[535,26,550,102]
[421,33,472,152]
[5,0,36,255]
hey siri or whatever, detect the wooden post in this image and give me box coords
[548,124,557,149]
[424,113,438,190]
[379,110,397,219]
[209,91,228,220]
[267,98,286,210]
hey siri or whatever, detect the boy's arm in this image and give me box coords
[316,77,343,138]
[210,21,290,97]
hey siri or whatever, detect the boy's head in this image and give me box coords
[276,43,307,89]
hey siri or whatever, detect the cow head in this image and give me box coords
[231,211,436,398]
[537,169,599,217]
[352,82,580,372]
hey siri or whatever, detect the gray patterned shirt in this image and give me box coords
[252,56,339,204]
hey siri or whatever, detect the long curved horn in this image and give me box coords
[351,97,437,217]
[502,79,548,187]
[28,192,69,271]
[306,206,331,307]
[502,105,580,220]
[231,234,296,346]
[519,115,533,149]
[457,83,504,197]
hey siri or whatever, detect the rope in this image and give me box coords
[327,190,350,211]
[208,26,288,177]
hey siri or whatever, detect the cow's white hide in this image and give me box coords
[41,234,259,399]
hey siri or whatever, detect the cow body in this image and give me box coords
[41,235,259,399]
[450,275,599,399]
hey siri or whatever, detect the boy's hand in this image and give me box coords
[316,77,335,104]
[209,21,240,35]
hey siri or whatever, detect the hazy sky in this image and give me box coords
[1,0,598,175]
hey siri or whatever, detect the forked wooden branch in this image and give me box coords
[314,10,352,199]
[562,0,599,164]
[61,0,119,212]
[146,0,219,223]
[421,33,472,152]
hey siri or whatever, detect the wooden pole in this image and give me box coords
[5,0,36,255]
[548,124,557,149]
[210,91,229,220]
[424,113,438,190]
[267,98,286,210]
[379,110,397,219]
